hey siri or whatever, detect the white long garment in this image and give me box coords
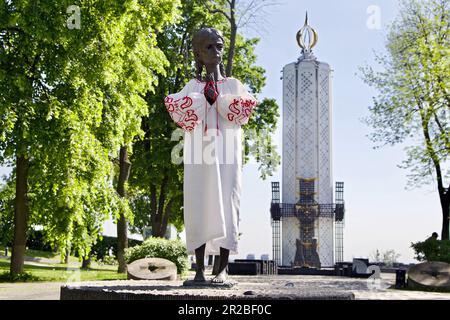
[164,77,257,255]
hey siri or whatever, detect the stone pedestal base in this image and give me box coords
[60,279,354,300]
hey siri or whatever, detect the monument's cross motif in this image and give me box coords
[271,13,345,268]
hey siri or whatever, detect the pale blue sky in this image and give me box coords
[0,0,444,263]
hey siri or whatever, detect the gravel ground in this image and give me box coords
[1,272,450,300]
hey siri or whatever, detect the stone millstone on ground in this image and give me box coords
[408,262,450,291]
[127,258,177,281]
[60,278,355,300]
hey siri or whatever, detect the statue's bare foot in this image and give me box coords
[194,270,206,282]
[211,270,228,284]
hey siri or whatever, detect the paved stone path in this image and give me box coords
[1,273,449,300]
[0,282,63,300]
[267,274,450,300]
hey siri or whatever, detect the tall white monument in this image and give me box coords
[270,14,345,268]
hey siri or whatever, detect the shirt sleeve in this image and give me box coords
[164,80,206,132]
[216,79,258,126]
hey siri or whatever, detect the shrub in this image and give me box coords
[0,271,39,282]
[411,239,450,264]
[124,237,188,275]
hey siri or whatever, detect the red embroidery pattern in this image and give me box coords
[227,99,240,122]
[180,96,193,109]
[184,109,198,122]
[164,96,175,112]
[227,98,257,125]
[164,96,199,132]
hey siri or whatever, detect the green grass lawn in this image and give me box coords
[0,249,126,282]
[17,249,58,259]
[0,248,81,264]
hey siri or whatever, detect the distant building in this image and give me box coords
[143,224,178,241]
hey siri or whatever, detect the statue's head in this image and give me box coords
[192,28,226,80]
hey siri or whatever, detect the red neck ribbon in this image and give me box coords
[203,81,220,136]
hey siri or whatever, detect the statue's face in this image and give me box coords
[196,35,224,66]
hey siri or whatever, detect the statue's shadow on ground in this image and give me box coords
[66,280,238,294]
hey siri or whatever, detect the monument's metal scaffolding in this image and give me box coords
[271,180,345,267]
[334,182,345,263]
[271,182,281,264]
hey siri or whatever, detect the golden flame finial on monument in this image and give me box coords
[296,12,318,52]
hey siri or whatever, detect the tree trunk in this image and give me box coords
[152,173,168,238]
[117,214,128,273]
[225,1,237,77]
[160,198,174,238]
[10,154,29,276]
[117,145,131,273]
[420,113,449,240]
[81,256,91,269]
[440,188,449,240]
[150,183,157,232]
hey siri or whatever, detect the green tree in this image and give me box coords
[360,0,450,239]
[95,0,180,273]
[0,0,179,276]
[0,177,14,255]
